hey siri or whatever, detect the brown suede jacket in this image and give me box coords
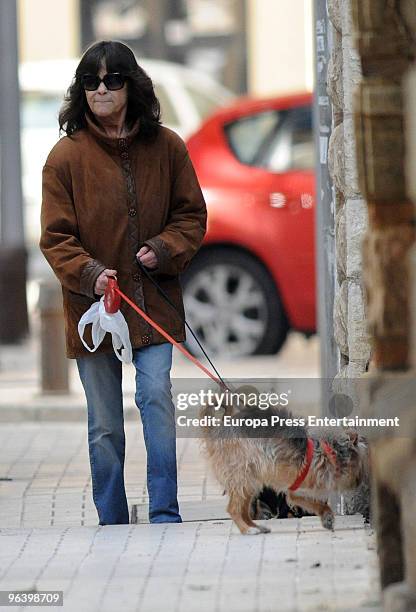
[40,116,207,358]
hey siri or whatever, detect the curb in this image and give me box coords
[0,392,139,422]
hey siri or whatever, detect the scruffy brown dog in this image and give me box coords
[200,404,368,535]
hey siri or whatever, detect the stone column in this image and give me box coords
[328,0,371,383]
[326,0,371,516]
[352,1,416,609]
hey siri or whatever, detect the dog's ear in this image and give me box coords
[346,430,358,445]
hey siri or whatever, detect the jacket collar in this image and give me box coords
[85,113,140,151]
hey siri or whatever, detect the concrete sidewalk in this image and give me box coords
[0,422,381,611]
[0,520,379,612]
[0,334,381,611]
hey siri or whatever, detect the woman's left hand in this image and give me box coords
[136,246,158,269]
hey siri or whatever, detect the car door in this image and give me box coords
[258,105,316,329]
[222,104,316,330]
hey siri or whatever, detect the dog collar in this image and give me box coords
[288,439,338,492]
[320,440,338,468]
[288,438,314,491]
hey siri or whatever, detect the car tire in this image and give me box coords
[182,248,289,358]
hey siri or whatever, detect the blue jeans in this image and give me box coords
[76,343,181,525]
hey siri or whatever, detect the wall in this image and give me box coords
[247,0,314,95]
[18,0,80,61]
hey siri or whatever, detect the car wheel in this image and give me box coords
[182,249,289,358]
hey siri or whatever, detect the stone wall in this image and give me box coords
[323,0,372,517]
[327,0,371,382]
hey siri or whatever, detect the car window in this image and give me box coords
[185,84,225,119]
[20,86,181,132]
[264,106,314,172]
[291,106,314,169]
[20,93,63,129]
[224,105,314,172]
[224,110,282,165]
[153,83,180,127]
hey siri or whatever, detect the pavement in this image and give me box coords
[0,323,382,611]
[0,422,380,612]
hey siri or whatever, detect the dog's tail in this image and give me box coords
[199,398,229,423]
[199,384,260,424]
[198,387,237,440]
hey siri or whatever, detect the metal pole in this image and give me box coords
[313,0,338,408]
[223,0,247,95]
[0,0,28,343]
[38,280,69,394]
[143,0,169,60]
[314,0,344,515]
[80,0,96,49]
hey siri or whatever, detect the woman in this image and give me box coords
[40,40,207,525]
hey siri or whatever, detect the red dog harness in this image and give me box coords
[288,439,337,492]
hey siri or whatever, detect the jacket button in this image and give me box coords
[128,207,137,217]
[141,334,151,345]
[132,272,141,282]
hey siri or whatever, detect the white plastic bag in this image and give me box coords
[78,297,132,363]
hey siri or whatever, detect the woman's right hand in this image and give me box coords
[94,269,117,295]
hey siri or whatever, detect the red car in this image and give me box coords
[183,93,316,358]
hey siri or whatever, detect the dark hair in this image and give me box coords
[59,40,161,141]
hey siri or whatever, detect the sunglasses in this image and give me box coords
[81,72,126,91]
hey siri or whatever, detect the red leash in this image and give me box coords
[105,278,228,391]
